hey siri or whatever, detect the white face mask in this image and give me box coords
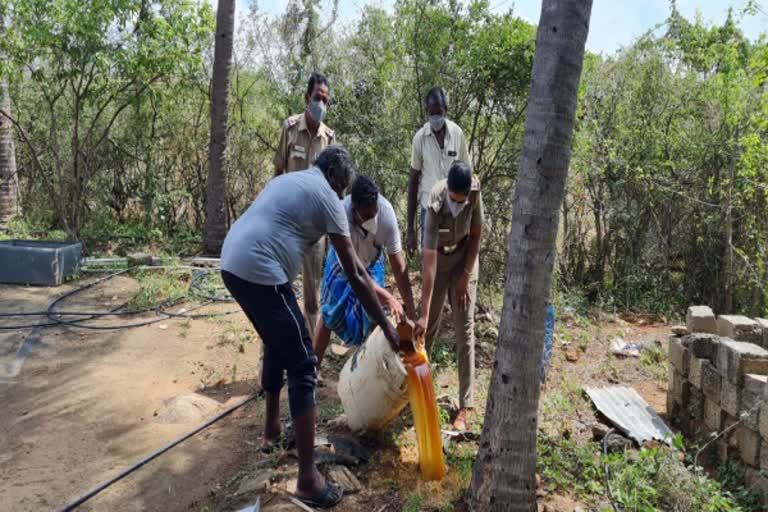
[447,197,467,218]
[429,114,446,131]
[361,215,378,235]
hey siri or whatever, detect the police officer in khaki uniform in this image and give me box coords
[274,72,336,338]
[414,161,483,431]
[406,86,471,255]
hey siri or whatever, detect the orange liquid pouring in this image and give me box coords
[399,323,446,481]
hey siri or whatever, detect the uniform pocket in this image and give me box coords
[438,226,452,245]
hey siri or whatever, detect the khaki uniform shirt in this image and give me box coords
[410,119,472,210]
[273,113,336,174]
[422,178,483,251]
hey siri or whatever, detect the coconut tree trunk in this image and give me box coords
[0,73,19,229]
[203,0,235,255]
[466,1,592,511]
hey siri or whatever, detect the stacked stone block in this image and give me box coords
[668,305,768,504]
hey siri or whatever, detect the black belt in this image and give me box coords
[437,236,468,255]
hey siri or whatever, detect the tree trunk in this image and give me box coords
[203,0,235,255]
[465,2,592,511]
[0,73,20,229]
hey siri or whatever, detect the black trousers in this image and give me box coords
[222,271,317,417]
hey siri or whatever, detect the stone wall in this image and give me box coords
[668,306,768,502]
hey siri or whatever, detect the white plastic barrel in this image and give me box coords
[337,325,409,431]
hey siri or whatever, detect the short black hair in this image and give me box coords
[314,144,355,197]
[425,86,447,110]
[306,72,330,97]
[351,176,379,209]
[447,160,472,195]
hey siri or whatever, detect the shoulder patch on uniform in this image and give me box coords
[471,178,481,192]
[284,116,298,128]
[326,128,335,140]
[429,180,449,212]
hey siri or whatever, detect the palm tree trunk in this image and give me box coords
[203,0,235,255]
[465,1,592,511]
[0,73,20,229]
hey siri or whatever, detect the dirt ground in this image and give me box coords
[0,275,264,512]
[1,271,674,512]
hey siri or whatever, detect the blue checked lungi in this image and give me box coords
[320,245,385,347]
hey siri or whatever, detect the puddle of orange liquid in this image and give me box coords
[398,322,446,481]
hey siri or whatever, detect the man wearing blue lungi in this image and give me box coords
[313,176,417,369]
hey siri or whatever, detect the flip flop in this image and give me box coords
[295,481,344,509]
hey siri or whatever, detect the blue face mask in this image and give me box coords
[308,100,327,123]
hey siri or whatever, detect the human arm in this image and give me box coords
[273,124,288,177]
[406,168,421,256]
[372,281,404,323]
[389,251,416,320]
[414,247,438,340]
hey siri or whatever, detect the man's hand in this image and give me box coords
[382,321,401,352]
[381,290,405,323]
[414,315,428,341]
[406,228,418,257]
[456,271,471,312]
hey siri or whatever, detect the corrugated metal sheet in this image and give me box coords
[585,385,674,446]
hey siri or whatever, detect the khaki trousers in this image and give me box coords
[424,244,478,408]
[301,237,326,338]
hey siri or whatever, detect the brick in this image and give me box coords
[761,441,768,472]
[668,337,690,374]
[755,318,768,348]
[716,338,768,382]
[739,426,762,466]
[686,333,719,361]
[746,467,760,487]
[718,441,731,464]
[666,391,681,424]
[689,357,706,388]
[704,398,724,432]
[749,474,768,510]
[741,374,767,430]
[721,378,741,416]
[752,475,768,507]
[687,387,705,435]
[726,415,740,448]
[760,407,768,439]
[718,416,740,464]
[718,315,762,345]
[670,369,691,406]
[701,360,722,401]
[687,305,718,334]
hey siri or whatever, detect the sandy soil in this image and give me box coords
[0,277,263,512]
